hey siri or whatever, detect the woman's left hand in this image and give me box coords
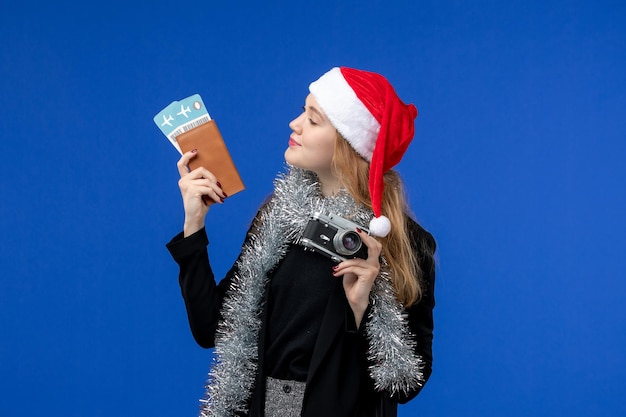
[332,229,382,328]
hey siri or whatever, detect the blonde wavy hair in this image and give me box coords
[332,133,423,306]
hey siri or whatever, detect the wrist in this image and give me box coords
[350,301,368,329]
[183,217,205,237]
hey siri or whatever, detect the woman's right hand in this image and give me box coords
[177,149,226,237]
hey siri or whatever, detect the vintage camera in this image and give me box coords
[299,212,369,262]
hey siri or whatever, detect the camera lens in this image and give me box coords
[334,231,362,255]
[342,232,359,251]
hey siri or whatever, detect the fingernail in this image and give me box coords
[356,228,362,233]
[220,197,225,203]
[222,192,228,198]
[332,265,339,271]
[191,149,197,153]
[216,181,222,188]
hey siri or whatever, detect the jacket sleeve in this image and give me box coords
[394,218,437,404]
[166,227,238,348]
[166,203,270,349]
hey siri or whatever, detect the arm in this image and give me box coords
[166,228,235,348]
[333,230,383,329]
[166,150,232,347]
[167,168,271,348]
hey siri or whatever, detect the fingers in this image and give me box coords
[179,176,227,204]
[177,149,227,204]
[200,180,227,204]
[357,229,383,264]
[332,229,382,278]
[332,261,378,279]
[177,149,198,177]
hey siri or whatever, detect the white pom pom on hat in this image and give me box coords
[368,215,392,238]
[309,67,418,237]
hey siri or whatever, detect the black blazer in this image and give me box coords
[167,217,436,417]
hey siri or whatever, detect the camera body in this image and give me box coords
[299,212,369,262]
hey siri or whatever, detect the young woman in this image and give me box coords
[167,67,436,417]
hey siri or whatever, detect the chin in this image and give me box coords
[284,149,299,167]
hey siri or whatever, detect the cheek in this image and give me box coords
[322,141,336,162]
[312,132,336,159]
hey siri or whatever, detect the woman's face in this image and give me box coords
[285,94,337,179]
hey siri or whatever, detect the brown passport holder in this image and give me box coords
[175,120,245,196]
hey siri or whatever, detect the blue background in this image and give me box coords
[1,1,624,416]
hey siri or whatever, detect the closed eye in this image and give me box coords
[302,106,318,125]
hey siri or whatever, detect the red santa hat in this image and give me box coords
[309,67,418,237]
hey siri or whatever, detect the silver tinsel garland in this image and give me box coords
[200,167,424,417]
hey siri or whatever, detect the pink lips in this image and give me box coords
[289,137,301,147]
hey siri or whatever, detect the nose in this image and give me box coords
[289,112,305,133]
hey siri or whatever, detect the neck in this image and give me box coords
[316,170,342,197]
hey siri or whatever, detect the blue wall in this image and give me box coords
[1,1,624,416]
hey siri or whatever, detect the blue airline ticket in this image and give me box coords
[153,94,211,154]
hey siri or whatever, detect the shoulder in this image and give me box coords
[405,215,436,254]
[404,215,436,283]
[246,196,274,236]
